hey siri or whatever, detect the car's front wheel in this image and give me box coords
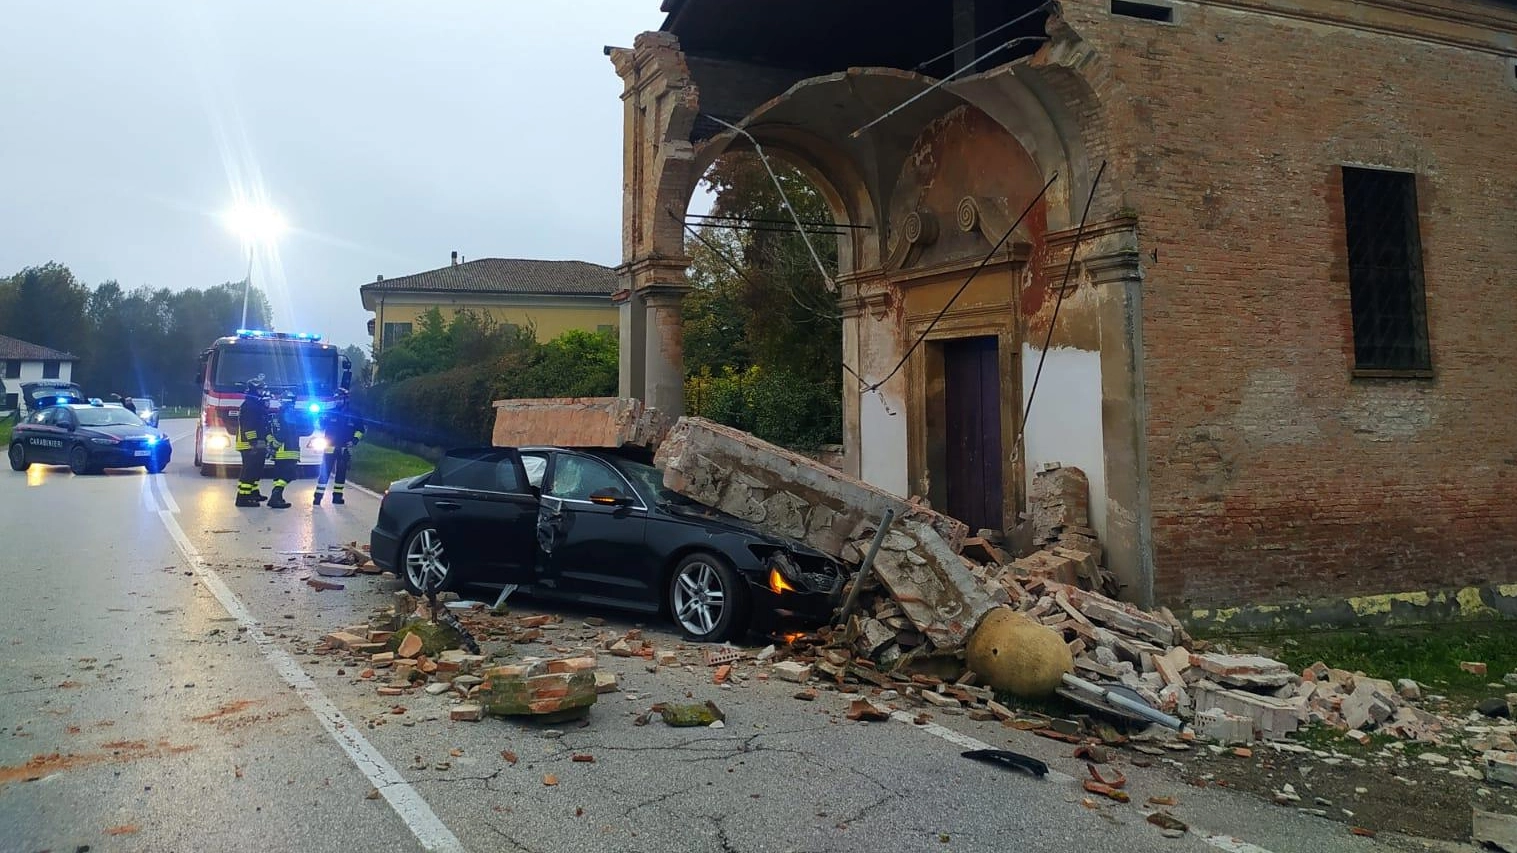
[68,445,93,475]
[8,443,26,472]
[402,525,453,595]
[669,552,748,642]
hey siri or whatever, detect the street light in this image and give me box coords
[221,203,287,329]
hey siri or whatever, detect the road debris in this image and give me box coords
[961,749,1048,778]
[654,701,725,727]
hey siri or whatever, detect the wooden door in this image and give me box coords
[942,336,1004,532]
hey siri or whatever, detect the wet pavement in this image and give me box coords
[0,420,1433,853]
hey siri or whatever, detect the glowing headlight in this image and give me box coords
[308,403,321,413]
[309,436,331,452]
[207,434,230,451]
[768,568,797,595]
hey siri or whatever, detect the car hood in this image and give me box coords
[656,500,831,559]
[82,424,165,441]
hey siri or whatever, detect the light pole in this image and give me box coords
[222,203,286,329]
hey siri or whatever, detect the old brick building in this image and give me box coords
[609,0,1517,609]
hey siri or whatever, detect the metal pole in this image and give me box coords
[838,508,896,622]
[240,246,253,329]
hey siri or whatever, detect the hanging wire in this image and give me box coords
[912,1,1054,73]
[1014,160,1108,451]
[674,211,870,389]
[849,37,1047,140]
[865,172,1058,393]
[705,116,836,293]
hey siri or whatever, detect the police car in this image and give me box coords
[8,399,172,475]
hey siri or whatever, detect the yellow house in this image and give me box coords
[360,255,620,356]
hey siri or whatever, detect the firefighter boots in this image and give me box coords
[266,488,291,510]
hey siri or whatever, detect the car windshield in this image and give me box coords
[612,456,695,505]
[75,407,145,427]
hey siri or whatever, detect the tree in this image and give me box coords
[341,345,371,387]
[681,153,844,447]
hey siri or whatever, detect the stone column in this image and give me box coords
[1085,232,1151,607]
[613,284,645,400]
[641,283,690,417]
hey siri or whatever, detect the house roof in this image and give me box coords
[0,333,78,362]
[360,259,619,306]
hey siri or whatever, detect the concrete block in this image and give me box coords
[1474,808,1517,852]
[869,520,1003,648]
[1197,708,1254,745]
[1486,751,1517,787]
[654,417,967,559]
[1191,653,1293,689]
[1194,683,1300,739]
[492,397,672,450]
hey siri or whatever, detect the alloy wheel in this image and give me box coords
[673,559,727,636]
[404,527,450,593]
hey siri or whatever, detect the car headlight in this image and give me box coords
[309,436,330,452]
[207,434,230,450]
[145,435,159,446]
[768,568,797,595]
[90,437,119,445]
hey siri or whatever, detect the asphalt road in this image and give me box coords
[0,419,1443,853]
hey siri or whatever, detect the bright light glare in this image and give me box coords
[309,437,330,452]
[222,203,287,244]
[208,434,230,451]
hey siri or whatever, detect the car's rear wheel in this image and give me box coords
[68,445,93,475]
[669,552,748,642]
[402,525,453,595]
[8,443,26,472]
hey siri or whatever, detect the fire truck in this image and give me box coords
[193,330,351,475]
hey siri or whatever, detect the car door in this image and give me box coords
[421,448,539,584]
[537,452,654,605]
[25,407,63,463]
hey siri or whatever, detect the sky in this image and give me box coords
[0,1,671,350]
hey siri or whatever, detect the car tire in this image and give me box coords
[68,445,93,475]
[668,552,749,642]
[401,525,453,595]
[8,443,25,472]
[200,464,217,477]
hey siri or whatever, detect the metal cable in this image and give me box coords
[865,172,1058,393]
[849,37,1047,140]
[912,1,1054,73]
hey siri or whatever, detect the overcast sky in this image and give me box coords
[0,1,670,349]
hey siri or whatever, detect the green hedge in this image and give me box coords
[685,365,841,450]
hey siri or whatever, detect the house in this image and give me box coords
[360,254,621,358]
[1,333,79,414]
[608,0,1517,610]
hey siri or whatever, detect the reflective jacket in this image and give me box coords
[236,394,269,451]
[270,404,315,461]
[320,410,365,449]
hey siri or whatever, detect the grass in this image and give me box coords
[1238,623,1517,703]
[0,419,11,447]
[347,440,434,493]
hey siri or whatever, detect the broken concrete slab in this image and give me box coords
[1341,681,1396,731]
[1487,751,1517,786]
[654,417,967,558]
[475,658,598,719]
[772,662,813,683]
[1191,653,1293,689]
[1193,683,1300,740]
[492,397,672,450]
[1474,808,1517,852]
[868,519,1004,649]
[1196,708,1254,745]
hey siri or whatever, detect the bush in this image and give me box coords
[685,365,840,450]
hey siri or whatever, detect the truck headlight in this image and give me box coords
[207,434,230,451]
[309,436,330,452]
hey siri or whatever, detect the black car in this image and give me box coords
[128,397,160,428]
[371,446,846,642]
[8,402,172,474]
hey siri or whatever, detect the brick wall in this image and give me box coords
[1065,1,1517,606]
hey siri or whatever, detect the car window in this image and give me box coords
[547,455,630,502]
[521,453,547,488]
[433,449,524,493]
[29,408,53,425]
[75,407,144,427]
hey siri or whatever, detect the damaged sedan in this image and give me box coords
[370,446,846,642]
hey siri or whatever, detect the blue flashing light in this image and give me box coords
[145,435,159,445]
[308,403,321,413]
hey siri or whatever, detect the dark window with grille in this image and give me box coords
[381,322,412,350]
[42,360,61,379]
[3,360,18,378]
[1341,167,1432,373]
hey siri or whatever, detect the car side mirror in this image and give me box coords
[589,489,634,508]
[64,421,76,432]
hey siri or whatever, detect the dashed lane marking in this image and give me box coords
[149,476,466,853]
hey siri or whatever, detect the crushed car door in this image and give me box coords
[536,452,653,604]
[422,448,539,584]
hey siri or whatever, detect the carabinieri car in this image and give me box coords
[371,446,847,642]
[8,400,172,474]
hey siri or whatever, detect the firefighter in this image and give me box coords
[313,388,363,506]
[266,390,312,510]
[234,376,271,507]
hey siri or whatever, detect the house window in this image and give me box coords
[1341,166,1432,374]
[381,322,413,350]
[3,360,18,379]
[3,393,16,411]
[42,360,61,379]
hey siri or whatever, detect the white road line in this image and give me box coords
[891,711,1281,853]
[150,485,466,853]
[150,470,180,514]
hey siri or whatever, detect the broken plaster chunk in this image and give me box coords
[772,662,813,683]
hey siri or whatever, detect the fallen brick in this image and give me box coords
[772,662,813,683]
[1194,683,1299,740]
[919,690,962,709]
[1191,653,1292,689]
[1196,708,1254,745]
[451,704,483,722]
